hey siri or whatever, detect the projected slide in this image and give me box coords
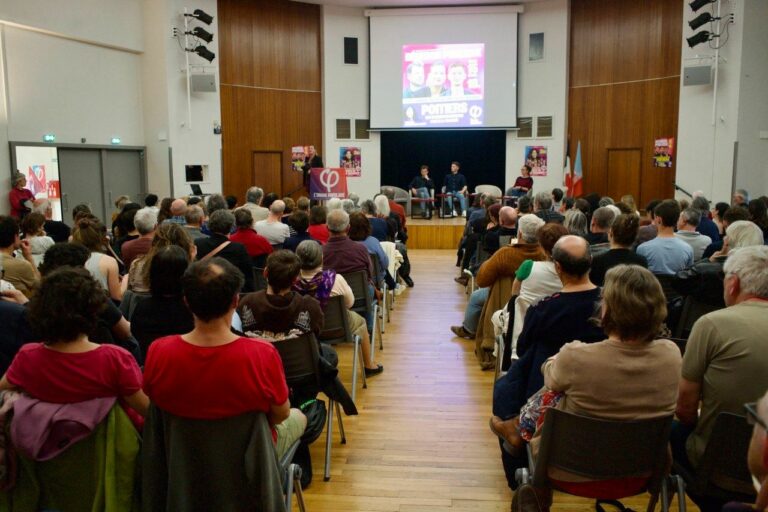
[402,43,484,128]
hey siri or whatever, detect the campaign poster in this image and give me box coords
[291,146,306,173]
[402,43,485,128]
[653,138,674,168]
[525,146,548,177]
[340,147,361,177]
[309,168,348,201]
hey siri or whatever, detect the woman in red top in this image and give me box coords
[8,174,35,219]
[0,267,148,426]
[507,165,534,198]
[142,257,306,457]
[307,205,330,244]
[229,209,273,266]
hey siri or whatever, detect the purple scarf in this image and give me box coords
[293,270,336,308]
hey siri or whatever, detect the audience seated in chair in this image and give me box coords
[490,235,605,489]
[381,187,408,232]
[484,206,518,255]
[72,216,124,302]
[637,200,693,275]
[701,206,750,259]
[360,200,389,242]
[741,391,768,512]
[563,209,588,239]
[131,245,194,359]
[533,191,565,224]
[293,240,382,377]
[585,206,616,257]
[143,257,306,459]
[506,264,681,510]
[673,245,768,510]
[675,207,712,261]
[238,186,269,224]
[125,222,195,294]
[255,200,291,246]
[308,205,330,244]
[0,215,40,298]
[691,195,721,243]
[450,214,545,342]
[194,209,255,292]
[589,214,648,287]
[348,212,398,291]
[182,204,206,240]
[230,208,273,265]
[121,206,158,271]
[283,210,313,252]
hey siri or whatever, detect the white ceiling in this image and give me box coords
[295,0,526,8]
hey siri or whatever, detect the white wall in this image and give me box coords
[322,0,568,202]
[734,0,768,198]
[506,0,568,195]
[322,5,381,202]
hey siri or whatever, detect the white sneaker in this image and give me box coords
[462,211,467,217]
[394,284,405,296]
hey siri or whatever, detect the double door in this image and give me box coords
[58,148,146,223]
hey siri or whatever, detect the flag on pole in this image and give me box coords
[565,141,583,197]
[563,139,571,192]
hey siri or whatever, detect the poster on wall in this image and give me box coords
[401,43,485,127]
[309,168,348,201]
[653,137,675,168]
[291,146,306,173]
[525,145,548,176]
[339,147,362,177]
[13,146,62,221]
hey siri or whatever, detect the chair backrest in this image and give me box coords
[654,274,682,302]
[341,270,370,314]
[252,267,267,291]
[382,186,410,203]
[271,332,323,390]
[533,409,672,492]
[317,295,352,345]
[370,253,384,287]
[142,405,286,512]
[475,185,503,198]
[498,235,513,248]
[271,243,284,251]
[673,295,721,339]
[691,412,756,499]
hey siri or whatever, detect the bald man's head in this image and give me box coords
[552,235,591,277]
[170,198,187,217]
[499,206,518,228]
[270,200,286,216]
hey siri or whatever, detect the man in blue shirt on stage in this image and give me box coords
[444,161,468,217]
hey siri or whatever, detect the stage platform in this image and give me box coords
[406,216,465,249]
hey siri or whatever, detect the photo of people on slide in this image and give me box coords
[402,43,484,127]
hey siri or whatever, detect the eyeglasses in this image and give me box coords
[745,402,767,430]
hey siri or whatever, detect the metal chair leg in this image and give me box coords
[285,464,295,512]
[375,304,384,350]
[335,401,346,444]
[324,399,333,481]
[660,476,670,512]
[293,465,306,512]
[351,337,359,403]
[359,338,368,389]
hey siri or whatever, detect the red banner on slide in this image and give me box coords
[309,168,348,201]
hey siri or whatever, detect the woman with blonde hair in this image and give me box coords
[125,223,195,293]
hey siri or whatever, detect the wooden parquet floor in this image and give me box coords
[301,249,697,512]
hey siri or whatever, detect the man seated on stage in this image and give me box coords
[444,161,468,217]
[409,165,435,218]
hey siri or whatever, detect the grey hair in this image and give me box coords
[208,209,235,235]
[723,245,768,298]
[592,207,617,230]
[598,196,615,207]
[206,194,228,215]
[680,208,701,227]
[374,195,390,217]
[691,196,710,212]
[341,199,356,214]
[185,205,204,225]
[564,209,588,237]
[534,191,552,211]
[735,189,750,202]
[517,214,545,243]
[381,187,395,200]
[360,199,377,216]
[326,198,342,211]
[246,186,264,205]
[295,239,323,270]
[326,209,350,234]
[133,207,159,235]
[348,193,360,206]
[726,220,764,249]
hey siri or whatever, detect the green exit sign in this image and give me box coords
[111,137,121,145]
[43,134,55,143]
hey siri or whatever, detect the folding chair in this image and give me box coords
[272,332,347,482]
[317,295,367,403]
[673,296,721,339]
[342,270,382,352]
[370,253,388,328]
[673,412,756,510]
[516,409,685,512]
[253,266,267,292]
[280,441,306,512]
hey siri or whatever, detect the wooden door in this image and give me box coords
[606,149,641,204]
[252,151,283,196]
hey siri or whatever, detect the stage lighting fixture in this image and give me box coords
[689,0,715,13]
[687,30,711,48]
[187,26,213,43]
[190,45,216,62]
[689,12,713,30]
[185,8,214,25]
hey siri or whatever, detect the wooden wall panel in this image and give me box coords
[218,0,322,200]
[568,0,682,206]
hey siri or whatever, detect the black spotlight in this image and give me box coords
[687,30,711,48]
[192,45,216,63]
[689,11,713,30]
[187,26,213,43]
[185,8,213,25]
[689,0,714,13]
